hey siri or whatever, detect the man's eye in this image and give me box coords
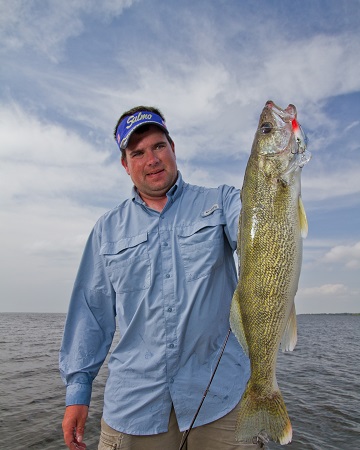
[131,151,143,158]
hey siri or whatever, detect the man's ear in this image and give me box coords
[121,157,130,175]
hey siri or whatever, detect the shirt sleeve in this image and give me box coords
[221,185,241,250]
[59,224,116,406]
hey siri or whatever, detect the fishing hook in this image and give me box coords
[253,430,270,448]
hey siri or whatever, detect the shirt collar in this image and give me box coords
[166,171,183,203]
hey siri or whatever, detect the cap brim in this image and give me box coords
[120,122,168,150]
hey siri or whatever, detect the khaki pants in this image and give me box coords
[98,403,264,450]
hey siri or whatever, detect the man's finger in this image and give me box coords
[62,405,88,449]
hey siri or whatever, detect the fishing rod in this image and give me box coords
[178,328,231,450]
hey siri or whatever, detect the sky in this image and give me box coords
[0,0,359,314]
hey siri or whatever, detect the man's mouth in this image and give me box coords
[147,169,164,177]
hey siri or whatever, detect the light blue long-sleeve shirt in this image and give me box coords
[59,172,250,435]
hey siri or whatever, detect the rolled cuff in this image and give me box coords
[65,382,92,406]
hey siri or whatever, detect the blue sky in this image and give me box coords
[0,0,359,313]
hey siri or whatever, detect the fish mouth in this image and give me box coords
[266,100,308,155]
[266,100,297,123]
[258,100,310,165]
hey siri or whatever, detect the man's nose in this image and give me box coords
[147,151,160,165]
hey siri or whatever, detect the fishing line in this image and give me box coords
[178,328,231,450]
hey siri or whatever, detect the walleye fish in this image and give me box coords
[230,100,311,445]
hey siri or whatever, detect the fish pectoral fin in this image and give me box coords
[281,303,297,352]
[230,289,249,356]
[298,196,308,239]
[237,209,243,258]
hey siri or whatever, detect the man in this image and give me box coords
[60,106,261,449]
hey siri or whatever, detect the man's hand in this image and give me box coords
[62,405,89,449]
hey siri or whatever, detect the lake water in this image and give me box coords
[0,313,359,449]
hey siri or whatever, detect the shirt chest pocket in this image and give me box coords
[100,233,151,293]
[178,217,226,282]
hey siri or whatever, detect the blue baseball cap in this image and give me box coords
[115,111,169,150]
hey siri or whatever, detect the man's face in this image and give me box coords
[121,125,177,202]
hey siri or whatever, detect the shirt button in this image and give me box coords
[169,343,174,348]
[169,378,174,384]
[163,242,168,247]
[165,274,170,279]
[167,307,173,312]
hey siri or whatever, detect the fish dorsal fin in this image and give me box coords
[230,289,249,356]
[298,196,308,239]
[281,303,297,352]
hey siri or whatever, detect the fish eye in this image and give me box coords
[260,122,273,134]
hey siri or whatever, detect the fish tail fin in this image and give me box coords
[235,381,292,445]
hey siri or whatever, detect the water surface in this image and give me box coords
[0,313,359,449]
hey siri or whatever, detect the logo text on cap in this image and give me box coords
[126,112,153,129]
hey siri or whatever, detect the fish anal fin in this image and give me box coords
[230,288,249,356]
[298,196,308,239]
[281,303,297,352]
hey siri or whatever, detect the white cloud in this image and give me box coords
[323,241,360,269]
[0,102,130,312]
[0,0,138,61]
[0,199,98,312]
[302,165,360,202]
[0,102,129,206]
[297,282,360,314]
[300,284,348,296]
[265,34,360,102]
[92,0,140,19]
[344,121,360,133]
[0,1,83,61]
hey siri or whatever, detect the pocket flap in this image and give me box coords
[100,233,148,255]
[179,216,225,238]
